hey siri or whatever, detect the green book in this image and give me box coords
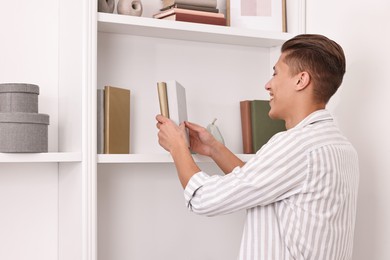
[250,100,286,152]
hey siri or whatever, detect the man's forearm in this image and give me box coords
[170,137,244,188]
[211,142,245,174]
[171,144,201,189]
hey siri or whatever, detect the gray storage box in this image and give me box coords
[0,83,39,113]
[0,112,49,152]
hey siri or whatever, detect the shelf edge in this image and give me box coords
[0,152,82,163]
[97,153,254,164]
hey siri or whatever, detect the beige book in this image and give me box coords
[104,85,130,154]
[157,82,169,118]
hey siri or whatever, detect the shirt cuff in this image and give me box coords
[184,171,210,208]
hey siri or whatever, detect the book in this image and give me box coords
[97,89,104,154]
[104,86,130,154]
[157,80,189,147]
[162,0,217,9]
[282,0,287,32]
[166,80,187,126]
[153,8,224,19]
[250,100,286,153]
[161,13,226,26]
[157,82,169,118]
[160,3,219,13]
[240,100,253,154]
[226,0,230,26]
[157,80,188,126]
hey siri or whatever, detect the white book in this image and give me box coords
[166,80,188,125]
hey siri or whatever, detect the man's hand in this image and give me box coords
[156,115,188,153]
[186,121,244,174]
[185,121,219,157]
[156,114,201,188]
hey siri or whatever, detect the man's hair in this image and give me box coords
[281,34,346,104]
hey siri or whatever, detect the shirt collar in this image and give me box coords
[293,109,334,129]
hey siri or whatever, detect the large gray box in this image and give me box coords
[0,83,39,113]
[0,112,49,152]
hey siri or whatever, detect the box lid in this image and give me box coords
[0,83,39,94]
[0,112,49,125]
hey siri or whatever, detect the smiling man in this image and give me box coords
[156,34,359,260]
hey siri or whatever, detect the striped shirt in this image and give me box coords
[184,110,359,260]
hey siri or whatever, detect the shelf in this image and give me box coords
[0,152,82,163]
[97,153,254,164]
[97,12,294,47]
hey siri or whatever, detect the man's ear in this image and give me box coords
[295,71,310,91]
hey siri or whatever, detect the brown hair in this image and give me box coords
[281,34,346,103]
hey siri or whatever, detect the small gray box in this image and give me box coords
[0,112,49,152]
[0,83,39,113]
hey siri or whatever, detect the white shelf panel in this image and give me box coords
[0,152,82,163]
[97,153,254,164]
[97,12,294,47]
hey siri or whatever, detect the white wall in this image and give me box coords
[0,1,60,260]
[305,1,390,259]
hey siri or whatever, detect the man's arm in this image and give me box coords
[156,115,200,188]
[185,121,245,174]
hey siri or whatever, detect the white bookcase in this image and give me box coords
[94,9,301,260]
[0,0,305,260]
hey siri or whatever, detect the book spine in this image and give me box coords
[160,4,219,13]
[97,89,104,154]
[154,7,224,19]
[240,100,253,154]
[157,82,169,118]
[163,0,217,9]
[164,13,226,26]
[282,0,287,32]
[226,0,231,26]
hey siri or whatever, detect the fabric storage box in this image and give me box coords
[0,112,49,152]
[0,83,39,113]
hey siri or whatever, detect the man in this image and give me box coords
[156,34,359,259]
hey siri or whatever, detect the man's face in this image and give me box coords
[264,53,297,121]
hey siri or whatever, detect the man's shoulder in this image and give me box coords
[269,119,349,151]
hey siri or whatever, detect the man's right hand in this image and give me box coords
[184,121,219,157]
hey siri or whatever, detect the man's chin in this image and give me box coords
[269,110,283,121]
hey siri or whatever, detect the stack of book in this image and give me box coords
[153,0,226,26]
[240,100,286,154]
[97,86,131,154]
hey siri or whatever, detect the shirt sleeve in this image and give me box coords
[184,171,210,210]
[183,135,309,217]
